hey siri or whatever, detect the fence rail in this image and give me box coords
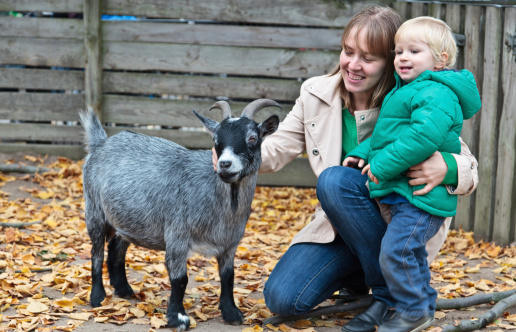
[0,0,514,244]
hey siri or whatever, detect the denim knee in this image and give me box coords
[263,278,297,316]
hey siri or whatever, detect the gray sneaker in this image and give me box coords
[378,313,434,332]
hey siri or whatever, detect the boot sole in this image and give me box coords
[411,317,435,332]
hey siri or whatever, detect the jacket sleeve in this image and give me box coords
[259,95,307,174]
[370,89,457,181]
[346,137,372,163]
[447,137,479,195]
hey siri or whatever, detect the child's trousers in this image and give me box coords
[379,202,445,319]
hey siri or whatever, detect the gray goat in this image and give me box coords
[80,99,280,331]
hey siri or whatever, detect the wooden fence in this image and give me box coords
[0,0,388,188]
[395,1,516,245]
[0,1,514,244]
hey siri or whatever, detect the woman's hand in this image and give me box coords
[362,164,379,185]
[212,147,218,171]
[342,156,365,168]
[406,152,447,196]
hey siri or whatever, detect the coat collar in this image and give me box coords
[304,74,343,106]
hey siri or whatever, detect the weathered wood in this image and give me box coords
[103,95,291,127]
[445,4,464,69]
[429,3,443,19]
[104,21,342,50]
[102,0,377,27]
[0,123,83,143]
[0,143,84,160]
[411,2,426,17]
[0,0,82,12]
[0,93,84,122]
[492,8,516,244]
[257,157,316,187]
[0,17,83,39]
[454,5,484,232]
[0,68,84,91]
[83,0,103,118]
[394,1,409,21]
[103,72,302,101]
[102,42,339,79]
[0,37,84,68]
[474,7,503,241]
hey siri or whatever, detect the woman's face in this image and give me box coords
[340,28,387,101]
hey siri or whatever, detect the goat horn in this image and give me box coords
[241,99,282,120]
[209,101,232,120]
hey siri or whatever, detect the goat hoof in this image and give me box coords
[90,289,106,308]
[167,312,190,331]
[222,308,244,325]
[114,285,134,298]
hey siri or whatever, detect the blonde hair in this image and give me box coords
[395,16,457,68]
[329,6,402,111]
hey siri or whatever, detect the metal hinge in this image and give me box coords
[506,32,516,62]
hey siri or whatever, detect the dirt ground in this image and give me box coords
[1,152,515,332]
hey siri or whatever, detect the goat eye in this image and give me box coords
[248,135,257,143]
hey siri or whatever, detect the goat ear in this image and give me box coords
[258,115,280,139]
[193,110,219,135]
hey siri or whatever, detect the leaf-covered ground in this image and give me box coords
[0,154,515,332]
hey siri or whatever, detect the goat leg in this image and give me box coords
[89,227,107,307]
[217,250,244,325]
[107,235,134,298]
[165,248,190,331]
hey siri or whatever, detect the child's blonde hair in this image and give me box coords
[395,16,457,69]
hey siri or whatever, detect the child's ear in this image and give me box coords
[435,52,449,70]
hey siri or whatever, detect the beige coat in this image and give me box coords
[259,74,479,263]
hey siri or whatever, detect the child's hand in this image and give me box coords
[362,164,379,185]
[342,157,365,168]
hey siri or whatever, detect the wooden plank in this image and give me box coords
[0,37,84,68]
[0,0,82,12]
[492,7,516,245]
[474,7,503,242]
[0,123,83,143]
[84,0,103,118]
[0,68,84,90]
[257,157,316,187]
[102,0,376,27]
[103,21,342,50]
[445,4,464,69]
[102,95,291,127]
[429,3,443,19]
[0,143,85,160]
[454,5,484,232]
[0,93,84,121]
[411,2,426,17]
[103,42,339,79]
[103,72,301,101]
[394,1,409,21]
[0,17,83,39]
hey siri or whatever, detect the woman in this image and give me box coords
[215,5,478,332]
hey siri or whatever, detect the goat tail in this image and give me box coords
[79,107,107,153]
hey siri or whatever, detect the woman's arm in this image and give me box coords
[405,138,478,196]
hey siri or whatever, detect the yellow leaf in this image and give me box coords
[27,301,49,313]
[150,315,168,329]
[243,326,264,332]
[44,218,58,229]
[69,312,92,321]
[292,320,312,328]
[54,298,74,309]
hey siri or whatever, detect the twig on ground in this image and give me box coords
[262,295,373,325]
[0,267,53,274]
[0,220,42,228]
[0,164,53,174]
[262,290,516,328]
[440,292,516,332]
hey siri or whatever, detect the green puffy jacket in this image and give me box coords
[347,69,481,217]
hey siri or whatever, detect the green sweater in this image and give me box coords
[347,70,481,217]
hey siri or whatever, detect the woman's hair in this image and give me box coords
[395,16,457,68]
[329,6,402,111]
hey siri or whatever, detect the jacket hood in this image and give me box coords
[412,70,481,120]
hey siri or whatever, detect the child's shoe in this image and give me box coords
[378,313,434,332]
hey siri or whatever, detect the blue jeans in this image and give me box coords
[380,203,445,319]
[264,166,395,316]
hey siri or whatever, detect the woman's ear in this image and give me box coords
[435,52,449,70]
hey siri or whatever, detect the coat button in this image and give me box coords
[312,148,319,156]
[470,163,474,169]
[360,115,365,120]
[310,122,316,127]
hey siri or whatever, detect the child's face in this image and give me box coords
[394,39,441,83]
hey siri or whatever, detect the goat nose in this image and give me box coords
[219,160,232,169]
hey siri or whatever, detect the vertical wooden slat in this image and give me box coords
[411,1,426,17]
[474,7,503,241]
[83,0,102,120]
[454,5,484,232]
[394,1,409,21]
[429,3,443,20]
[493,8,516,244]
[445,4,464,69]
